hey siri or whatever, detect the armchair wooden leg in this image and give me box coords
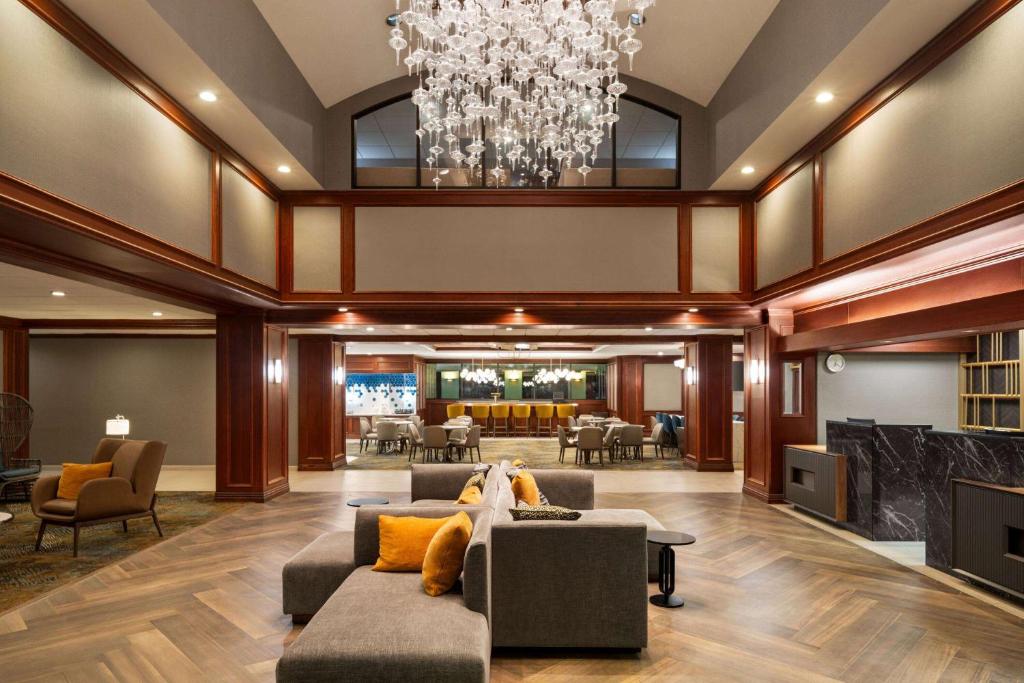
[122,520,129,532]
[35,521,47,551]
[152,510,164,537]
[73,525,80,558]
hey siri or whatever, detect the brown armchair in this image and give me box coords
[32,438,167,557]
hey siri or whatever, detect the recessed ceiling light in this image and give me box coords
[199,90,217,102]
[815,91,835,104]
[152,311,163,317]
[277,164,291,173]
[658,351,664,356]
[50,290,65,297]
[514,308,525,313]
[515,343,530,350]
[505,327,513,331]
[403,341,413,345]
[338,307,349,312]
[688,307,699,313]
[740,165,755,175]
[366,326,375,332]
[403,324,413,330]
[645,326,654,332]
[333,324,346,329]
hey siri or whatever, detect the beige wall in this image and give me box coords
[0,1,212,258]
[823,3,1024,260]
[755,164,813,289]
[221,164,278,287]
[643,363,682,411]
[292,206,341,291]
[691,206,740,292]
[29,337,215,466]
[354,206,679,292]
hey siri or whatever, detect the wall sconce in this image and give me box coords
[750,358,767,384]
[685,366,697,385]
[441,370,460,383]
[105,415,130,440]
[673,358,685,369]
[334,366,345,385]
[268,358,283,384]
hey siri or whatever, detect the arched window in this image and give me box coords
[353,93,679,189]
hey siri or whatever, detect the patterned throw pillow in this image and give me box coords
[472,463,492,475]
[464,472,486,493]
[510,502,581,521]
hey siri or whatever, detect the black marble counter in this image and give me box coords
[923,430,1024,571]
[825,421,930,541]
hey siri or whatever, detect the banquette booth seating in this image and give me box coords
[31,439,166,557]
[278,462,664,682]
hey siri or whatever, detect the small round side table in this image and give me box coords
[346,497,389,507]
[647,530,695,608]
[0,511,12,524]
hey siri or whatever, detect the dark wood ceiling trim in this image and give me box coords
[23,319,214,330]
[845,338,976,353]
[280,190,750,206]
[21,0,279,198]
[778,288,1024,353]
[0,316,24,329]
[29,333,216,339]
[314,334,715,344]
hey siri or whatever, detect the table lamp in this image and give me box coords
[106,415,130,440]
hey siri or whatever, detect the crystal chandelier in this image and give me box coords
[387,0,655,188]
[534,359,584,384]
[460,360,499,384]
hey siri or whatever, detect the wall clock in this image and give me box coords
[824,353,846,373]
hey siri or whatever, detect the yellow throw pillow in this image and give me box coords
[456,486,482,505]
[511,458,527,468]
[422,511,474,596]
[511,470,541,506]
[57,462,113,500]
[373,515,451,572]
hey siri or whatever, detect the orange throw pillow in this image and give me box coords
[422,511,474,596]
[373,515,451,572]
[511,470,541,506]
[57,462,113,500]
[456,486,482,505]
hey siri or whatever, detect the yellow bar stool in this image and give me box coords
[556,403,576,429]
[534,404,555,437]
[490,404,511,437]
[512,404,532,437]
[446,403,465,420]
[471,404,491,432]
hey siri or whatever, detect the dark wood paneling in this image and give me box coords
[683,338,734,472]
[297,337,346,470]
[744,326,770,497]
[847,338,976,353]
[2,325,30,458]
[345,354,417,373]
[215,313,289,501]
[952,480,1024,598]
[616,356,645,425]
[23,319,214,330]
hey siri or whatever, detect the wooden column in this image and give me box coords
[215,313,289,501]
[743,311,817,503]
[683,336,734,471]
[2,325,30,458]
[297,336,346,470]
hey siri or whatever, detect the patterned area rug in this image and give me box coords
[0,492,242,614]
[343,437,696,471]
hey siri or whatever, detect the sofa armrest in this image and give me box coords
[490,519,648,649]
[75,477,137,521]
[30,474,60,514]
[530,470,595,510]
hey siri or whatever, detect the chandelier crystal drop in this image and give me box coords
[388,0,654,188]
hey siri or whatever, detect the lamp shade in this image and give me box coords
[106,415,130,436]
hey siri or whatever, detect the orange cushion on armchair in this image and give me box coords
[56,462,113,500]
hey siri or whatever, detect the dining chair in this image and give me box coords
[603,425,618,461]
[618,425,644,462]
[406,423,425,461]
[490,403,511,436]
[576,427,604,466]
[452,425,482,462]
[512,404,532,437]
[422,426,448,462]
[567,415,577,428]
[643,423,665,459]
[557,425,578,464]
[359,417,377,453]
[375,421,401,455]
[534,404,555,437]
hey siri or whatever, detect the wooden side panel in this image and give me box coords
[684,337,734,472]
[744,326,770,496]
[2,326,30,458]
[297,336,346,470]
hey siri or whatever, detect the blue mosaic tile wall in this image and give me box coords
[346,373,417,415]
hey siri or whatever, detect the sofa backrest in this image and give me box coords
[352,505,493,620]
[411,463,478,501]
[495,461,595,512]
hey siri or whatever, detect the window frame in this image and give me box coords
[351,92,681,190]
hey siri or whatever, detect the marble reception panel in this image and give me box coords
[923,430,1024,571]
[825,421,930,541]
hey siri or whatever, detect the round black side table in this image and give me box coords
[346,497,389,507]
[647,530,695,608]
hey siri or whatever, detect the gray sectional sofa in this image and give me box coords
[277,461,664,682]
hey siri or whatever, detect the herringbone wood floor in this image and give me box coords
[1,491,1022,682]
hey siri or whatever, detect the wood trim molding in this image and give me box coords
[20,0,278,199]
[281,190,749,207]
[23,319,214,330]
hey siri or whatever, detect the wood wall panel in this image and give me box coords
[2,326,30,459]
[215,313,289,501]
[683,338,734,471]
[297,336,346,470]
